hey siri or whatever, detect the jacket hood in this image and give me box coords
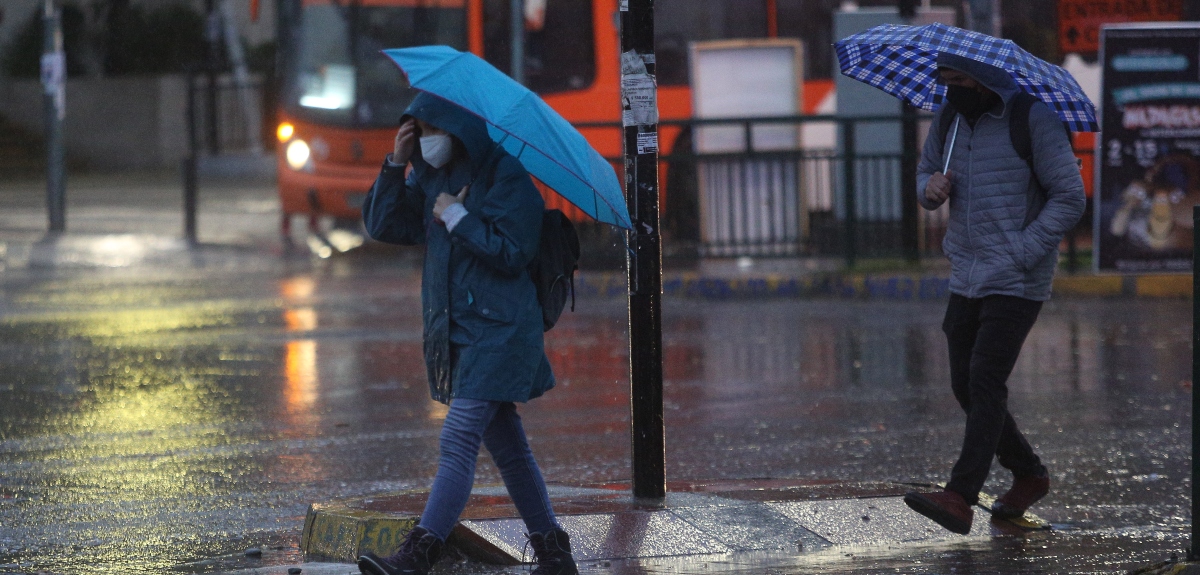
[402,91,496,173]
[936,52,1021,107]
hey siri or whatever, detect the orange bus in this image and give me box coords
[272,0,834,235]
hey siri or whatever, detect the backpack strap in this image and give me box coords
[1008,92,1037,168]
[1010,92,1078,228]
[1009,92,1044,220]
[1011,91,1076,199]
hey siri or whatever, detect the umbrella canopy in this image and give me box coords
[383,45,631,229]
[835,22,1098,132]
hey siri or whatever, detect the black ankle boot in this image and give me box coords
[527,527,579,575]
[357,526,444,575]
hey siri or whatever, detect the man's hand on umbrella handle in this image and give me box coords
[432,185,470,223]
[926,171,952,205]
[393,118,417,165]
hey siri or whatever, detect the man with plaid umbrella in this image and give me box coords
[901,51,1086,534]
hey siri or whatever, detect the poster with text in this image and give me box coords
[1096,23,1200,272]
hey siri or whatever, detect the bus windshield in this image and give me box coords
[283,0,468,127]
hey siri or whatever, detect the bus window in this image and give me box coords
[483,0,595,94]
[283,0,468,127]
[655,0,768,86]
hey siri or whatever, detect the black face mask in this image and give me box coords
[945,84,994,119]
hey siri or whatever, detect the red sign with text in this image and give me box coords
[1058,0,1183,55]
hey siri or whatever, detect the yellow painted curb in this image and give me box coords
[1128,561,1200,575]
[1136,275,1192,298]
[300,502,419,563]
[1052,275,1124,296]
[299,493,520,565]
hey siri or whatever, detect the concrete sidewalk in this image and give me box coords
[295,479,1046,572]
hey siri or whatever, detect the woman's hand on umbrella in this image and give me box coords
[926,171,952,204]
[393,118,417,165]
[433,185,469,223]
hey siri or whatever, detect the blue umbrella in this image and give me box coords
[835,22,1098,132]
[383,45,631,229]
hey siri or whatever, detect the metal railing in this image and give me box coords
[179,90,1087,268]
[180,79,940,262]
[181,69,270,243]
[578,114,946,265]
[185,70,268,156]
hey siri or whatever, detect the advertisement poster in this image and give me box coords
[1096,23,1200,272]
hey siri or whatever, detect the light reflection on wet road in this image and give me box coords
[0,249,1191,574]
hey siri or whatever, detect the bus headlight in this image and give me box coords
[277,122,295,142]
[285,139,311,170]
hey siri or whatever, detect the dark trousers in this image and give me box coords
[943,293,1047,504]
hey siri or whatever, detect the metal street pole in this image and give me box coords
[1191,205,1199,560]
[900,106,919,263]
[620,0,665,501]
[841,119,857,269]
[41,0,66,233]
[510,0,524,85]
[898,4,918,263]
[204,0,221,155]
[183,70,199,245]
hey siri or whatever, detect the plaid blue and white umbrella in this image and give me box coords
[835,22,1098,132]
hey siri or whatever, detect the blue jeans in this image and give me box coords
[418,398,559,540]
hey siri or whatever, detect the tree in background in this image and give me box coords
[1,0,208,78]
[1,2,89,78]
[100,0,206,75]
[776,0,1076,80]
[1001,0,1060,63]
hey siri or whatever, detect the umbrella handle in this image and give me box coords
[942,116,960,174]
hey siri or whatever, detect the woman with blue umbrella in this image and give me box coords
[356,92,578,575]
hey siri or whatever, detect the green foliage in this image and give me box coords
[103,2,206,75]
[244,40,277,74]
[1,3,89,78]
[0,1,206,78]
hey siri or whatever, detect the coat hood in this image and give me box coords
[936,52,1021,107]
[402,91,496,174]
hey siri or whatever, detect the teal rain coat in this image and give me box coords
[362,93,554,404]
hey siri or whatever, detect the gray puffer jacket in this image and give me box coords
[917,53,1085,302]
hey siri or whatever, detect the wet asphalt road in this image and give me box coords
[0,244,1190,575]
[0,175,1191,574]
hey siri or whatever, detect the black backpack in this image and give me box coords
[527,209,580,332]
[470,146,581,332]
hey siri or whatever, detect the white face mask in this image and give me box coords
[420,134,453,169]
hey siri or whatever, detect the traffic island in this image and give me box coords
[572,270,1191,300]
[1129,560,1200,575]
[300,479,1047,566]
